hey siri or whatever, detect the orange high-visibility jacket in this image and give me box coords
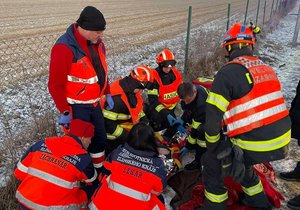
[89,144,167,210]
[110,79,144,123]
[223,56,289,137]
[153,68,182,110]
[14,135,97,210]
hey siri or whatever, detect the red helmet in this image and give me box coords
[222,22,255,48]
[156,49,176,67]
[130,65,154,83]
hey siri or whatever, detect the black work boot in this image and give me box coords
[279,170,300,181]
[184,159,202,171]
[287,194,300,210]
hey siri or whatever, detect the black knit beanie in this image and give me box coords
[77,6,106,31]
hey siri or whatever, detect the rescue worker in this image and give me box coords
[202,22,291,210]
[48,6,112,171]
[177,82,208,170]
[145,48,183,131]
[14,119,98,210]
[89,122,167,210]
[279,80,300,210]
[102,65,154,154]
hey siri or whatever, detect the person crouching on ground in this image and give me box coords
[14,119,98,210]
[89,122,167,210]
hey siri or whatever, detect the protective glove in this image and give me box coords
[177,124,187,135]
[105,94,114,110]
[167,114,184,126]
[57,112,72,128]
[250,21,260,34]
[180,147,189,157]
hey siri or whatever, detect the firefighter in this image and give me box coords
[177,82,208,170]
[89,122,167,210]
[145,48,183,131]
[14,119,98,210]
[202,22,291,210]
[102,65,154,154]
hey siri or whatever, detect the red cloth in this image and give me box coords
[69,119,95,138]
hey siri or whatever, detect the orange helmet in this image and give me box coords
[130,65,154,83]
[156,48,176,67]
[222,22,255,49]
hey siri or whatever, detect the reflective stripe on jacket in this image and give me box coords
[223,56,289,137]
[153,68,182,110]
[89,144,166,210]
[56,26,108,104]
[14,136,97,209]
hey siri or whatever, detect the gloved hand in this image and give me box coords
[177,124,187,135]
[57,112,72,128]
[167,114,184,126]
[105,94,114,110]
[217,145,245,182]
[180,147,189,157]
[250,21,260,34]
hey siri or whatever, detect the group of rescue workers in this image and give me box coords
[13,5,300,210]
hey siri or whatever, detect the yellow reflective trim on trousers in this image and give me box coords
[242,180,263,196]
[148,89,159,96]
[188,135,196,144]
[206,92,229,112]
[205,132,220,143]
[107,125,124,140]
[204,189,228,203]
[192,119,201,129]
[197,139,207,148]
[230,130,291,152]
[103,109,131,121]
[155,104,165,112]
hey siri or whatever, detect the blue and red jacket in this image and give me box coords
[14,135,97,210]
[89,143,167,210]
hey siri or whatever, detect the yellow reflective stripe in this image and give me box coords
[231,130,291,152]
[27,167,80,189]
[204,189,228,203]
[242,180,263,196]
[17,161,28,173]
[103,110,131,121]
[148,89,159,96]
[66,97,100,104]
[162,102,177,110]
[16,191,87,210]
[192,119,201,129]
[139,111,145,118]
[245,73,253,84]
[67,75,98,84]
[188,135,196,144]
[120,124,133,130]
[107,126,124,140]
[107,176,151,201]
[205,132,220,143]
[197,139,207,148]
[206,92,229,112]
[224,91,285,120]
[155,104,165,112]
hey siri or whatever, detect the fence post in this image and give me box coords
[292,4,300,46]
[184,6,192,73]
[270,0,275,19]
[275,0,279,11]
[244,0,250,24]
[256,0,261,25]
[263,0,267,24]
[227,4,231,30]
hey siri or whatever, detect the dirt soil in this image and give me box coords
[0,0,273,53]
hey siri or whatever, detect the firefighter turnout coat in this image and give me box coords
[89,143,167,210]
[14,135,97,210]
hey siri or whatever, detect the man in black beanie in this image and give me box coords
[48,6,113,174]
